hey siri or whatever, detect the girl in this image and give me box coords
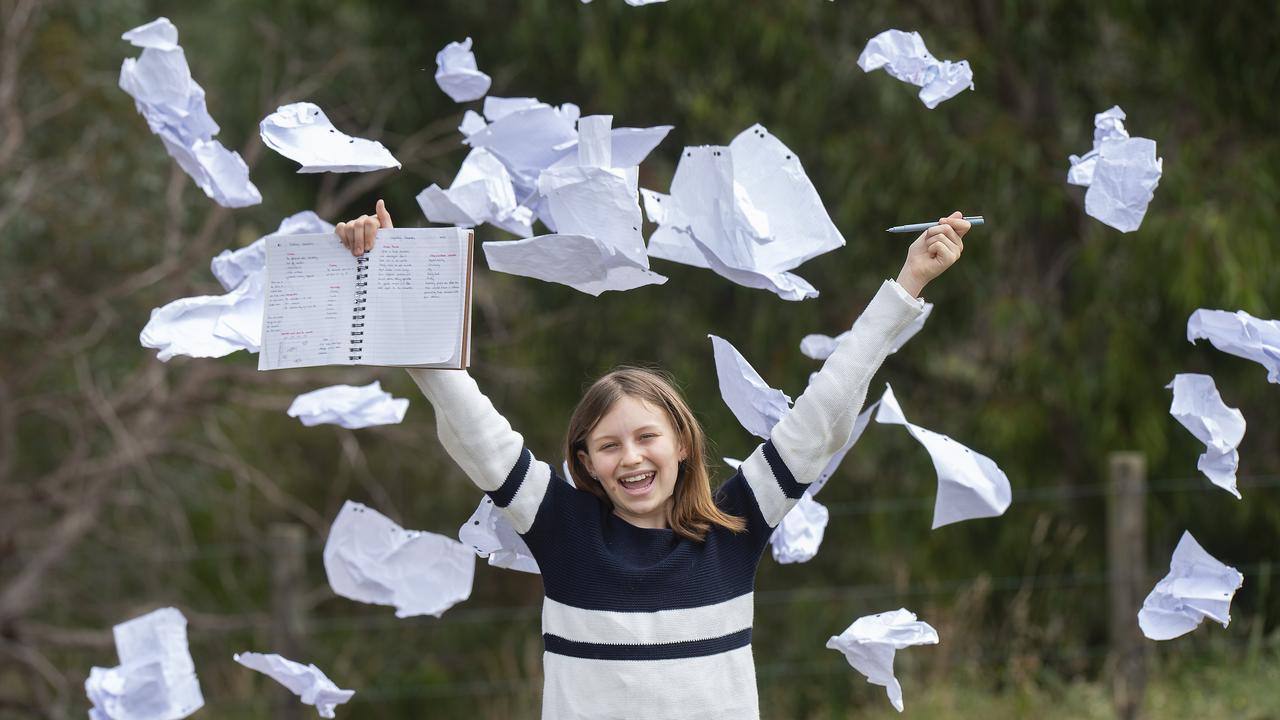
[336,201,968,719]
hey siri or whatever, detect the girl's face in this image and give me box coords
[578,395,686,529]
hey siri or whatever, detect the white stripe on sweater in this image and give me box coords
[542,646,760,720]
[741,446,791,528]
[507,458,551,534]
[542,593,753,646]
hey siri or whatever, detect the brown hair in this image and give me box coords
[564,366,746,542]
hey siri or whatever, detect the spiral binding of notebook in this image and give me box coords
[349,255,368,362]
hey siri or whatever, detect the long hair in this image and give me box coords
[564,366,746,542]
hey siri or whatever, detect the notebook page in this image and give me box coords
[361,229,465,366]
[259,234,356,370]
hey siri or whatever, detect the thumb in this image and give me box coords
[948,210,963,219]
[376,198,394,229]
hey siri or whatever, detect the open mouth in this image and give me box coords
[617,471,656,495]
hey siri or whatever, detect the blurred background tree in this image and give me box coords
[1,0,1278,717]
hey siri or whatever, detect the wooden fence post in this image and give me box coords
[1107,452,1147,720]
[270,523,308,720]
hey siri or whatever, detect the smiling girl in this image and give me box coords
[336,200,968,719]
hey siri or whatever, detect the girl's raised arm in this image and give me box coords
[737,212,969,528]
[335,202,527,493]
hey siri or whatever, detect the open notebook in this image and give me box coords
[258,228,472,371]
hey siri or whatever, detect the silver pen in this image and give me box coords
[885,215,985,233]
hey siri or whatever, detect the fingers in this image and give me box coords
[354,215,369,256]
[336,203,392,257]
[925,222,962,248]
[941,211,972,238]
[336,221,351,253]
[924,223,962,259]
[375,198,394,229]
[928,238,960,266]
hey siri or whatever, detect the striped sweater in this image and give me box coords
[408,280,925,719]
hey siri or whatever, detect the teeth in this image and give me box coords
[621,472,654,485]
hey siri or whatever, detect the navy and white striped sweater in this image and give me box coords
[409,280,925,719]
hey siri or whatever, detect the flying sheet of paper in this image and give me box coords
[140,271,264,360]
[459,496,541,574]
[323,500,474,618]
[708,334,792,439]
[1065,106,1162,232]
[801,303,934,360]
[1187,308,1280,384]
[1166,374,1245,498]
[826,608,939,712]
[260,102,401,173]
[874,384,1012,529]
[459,110,487,137]
[548,125,673,171]
[768,494,830,564]
[483,233,667,295]
[211,211,334,292]
[857,29,974,108]
[1138,531,1244,641]
[434,37,491,103]
[119,18,261,208]
[1067,105,1130,186]
[465,98,579,198]
[233,653,354,718]
[286,381,409,430]
[527,115,668,285]
[1084,137,1162,233]
[646,125,844,300]
[86,607,204,720]
[416,147,531,236]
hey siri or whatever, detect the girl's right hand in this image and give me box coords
[335,199,394,257]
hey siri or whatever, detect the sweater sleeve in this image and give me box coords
[405,368,551,534]
[738,279,925,528]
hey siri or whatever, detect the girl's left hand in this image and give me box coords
[896,210,969,297]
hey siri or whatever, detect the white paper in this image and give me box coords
[1066,106,1162,232]
[286,381,409,429]
[483,233,667,295]
[537,124,641,244]
[1187,308,1280,384]
[140,271,264,360]
[1084,137,1162,233]
[459,110,486,137]
[434,37,491,103]
[211,211,334,292]
[857,29,974,108]
[459,496,541,574]
[768,494,829,564]
[119,18,261,208]
[826,608,939,712]
[416,147,533,237]
[465,98,579,198]
[122,17,179,50]
[1166,374,1246,498]
[801,303,934,360]
[1138,531,1244,641]
[233,652,354,718]
[260,102,401,173]
[646,125,844,300]
[550,125,673,171]
[1067,106,1130,186]
[708,334,792,439]
[86,607,204,720]
[873,384,1011,528]
[323,501,474,617]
